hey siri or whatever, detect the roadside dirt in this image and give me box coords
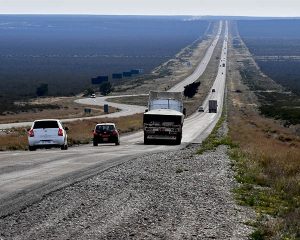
[0,96,117,124]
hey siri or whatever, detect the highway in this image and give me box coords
[0,21,228,216]
[0,21,222,130]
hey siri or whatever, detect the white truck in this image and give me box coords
[143,91,185,145]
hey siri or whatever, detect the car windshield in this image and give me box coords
[33,121,59,129]
[96,125,114,131]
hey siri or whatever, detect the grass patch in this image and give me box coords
[67,113,143,146]
[228,26,300,239]
[197,114,237,154]
[0,114,143,151]
[228,46,300,240]
[239,62,300,126]
[108,95,148,107]
[228,94,300,239]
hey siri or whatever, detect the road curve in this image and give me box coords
[0,21,228,217]
[0,21,222,130]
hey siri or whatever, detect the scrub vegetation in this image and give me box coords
[0,114,143,151]
[226,22,300,239]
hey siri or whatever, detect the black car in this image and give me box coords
[93,123,120,146]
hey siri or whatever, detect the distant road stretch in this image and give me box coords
[0,21,222,130]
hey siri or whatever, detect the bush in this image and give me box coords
[184,81,201,98]
[100,82,113,96]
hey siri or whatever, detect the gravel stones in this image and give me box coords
[0,145,253,239]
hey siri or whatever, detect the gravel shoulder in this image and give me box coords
[0,144,253,240]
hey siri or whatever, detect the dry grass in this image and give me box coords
[0,128,28,151]
[0,114,143,151]
[67,113,143,145]
[108,95,148,107]
[0,96,117,124]
[227,23,300,239]
[229,106,300,239]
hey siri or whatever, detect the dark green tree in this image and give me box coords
[99,82,113,96]
[184,81,201,98]
[84,87,95,97]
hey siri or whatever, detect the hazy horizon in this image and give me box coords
[1,0,300,17]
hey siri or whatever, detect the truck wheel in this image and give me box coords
[175,134,182,145]
[144,135,149,145]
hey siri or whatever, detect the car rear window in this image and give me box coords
[96,125,115,131]
[33,121,59,129]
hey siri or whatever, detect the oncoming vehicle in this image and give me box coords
[93,123,120,146]
[212,88,216,93]
[198,106,204,112]
[28,119,68,151]
[90,93,96,98]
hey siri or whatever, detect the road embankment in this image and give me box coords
[0,144,253,239]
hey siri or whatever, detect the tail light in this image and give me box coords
[58,128,63,136]
[28,129,34,137]
[93,130,97,136]
[112,130,118,136]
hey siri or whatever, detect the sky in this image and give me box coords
[0,0,299,17]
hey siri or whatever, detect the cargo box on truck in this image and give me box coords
[143,91,185,145]
[208,100,218,113]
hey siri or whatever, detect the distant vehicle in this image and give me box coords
[28,119,68,151]
[222,63,225,67]
[93,123,120,146]
[90,94,96,98]
[212,89,216,92]
[209,100,218,113]
[198,106,204,112]
[143,91,185,145]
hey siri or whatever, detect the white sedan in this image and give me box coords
[28,119,68,151]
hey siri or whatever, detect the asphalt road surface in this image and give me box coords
[0,21,228,217]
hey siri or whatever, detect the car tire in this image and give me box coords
[28,146,36,151]
[61,144,67,150]
[115,140,120,146]
[93,141,98,146]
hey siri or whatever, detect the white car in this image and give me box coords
[198,106,204,112]
[28,119,68,151]
[90,94,96,98]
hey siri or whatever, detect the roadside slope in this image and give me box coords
[0,145,253,240]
